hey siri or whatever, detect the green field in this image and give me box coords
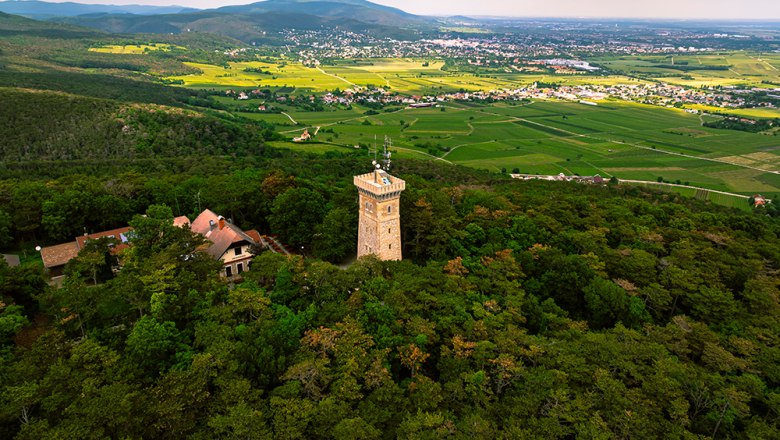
[593,52,780,88]
[251,100,780,196]
[160,55,780,198]
[166,58,645,94]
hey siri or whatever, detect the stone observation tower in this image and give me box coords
[354,137,405,261]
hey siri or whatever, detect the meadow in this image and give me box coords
[253,100,780,198]
[160,55,780,200]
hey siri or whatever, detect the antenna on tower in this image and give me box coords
[369,134,378,161]
[381,136,392,171]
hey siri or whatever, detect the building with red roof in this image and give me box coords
[189,209,261,278]
[40,217,189,279]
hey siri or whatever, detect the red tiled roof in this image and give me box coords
[75,226,133,251]
[245,229,261,243]
[41,242,79,269]
[190,209,259,260]
[39,215,198,271]
[173,216,191,228]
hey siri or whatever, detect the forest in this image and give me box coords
[0,88,278,162]
[2,10,780,439]
[2,157,780,439]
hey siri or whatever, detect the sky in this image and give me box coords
[40,0,780,19]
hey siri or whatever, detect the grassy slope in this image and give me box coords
[235,100,780,196]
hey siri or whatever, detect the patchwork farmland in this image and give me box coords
[164,57,780,199]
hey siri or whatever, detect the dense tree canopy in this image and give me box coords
[1,158,779,439]
[0,88,276,162]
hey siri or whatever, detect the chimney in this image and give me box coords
[218,216,225,230]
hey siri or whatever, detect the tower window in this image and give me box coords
[388,228,391,234]
[388,206,392,213]
[389,244,392,250]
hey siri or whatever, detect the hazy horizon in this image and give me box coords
[18,0,780,20]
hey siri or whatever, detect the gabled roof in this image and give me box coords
[190,209,258,260]
[41,242,79,269]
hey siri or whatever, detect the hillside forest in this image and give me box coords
[2,157,780,439]
[1,9,780,440]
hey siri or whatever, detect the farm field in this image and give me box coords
[166,58,645,94]
[161,55,780,198]
[167,61,349,90]
[256,100,780,197]
[167,53,780,95]
[89,44,185,54]
[592,52,780,88]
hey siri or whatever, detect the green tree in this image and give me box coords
[584,277,650,329]
[269,188,327,248]
[125,316,189,375]
[0,304,28,346]
[64,237,118,285]
[0,210,12,249]
[312,208,356,263]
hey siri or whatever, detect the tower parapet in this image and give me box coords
[354,170,406,198]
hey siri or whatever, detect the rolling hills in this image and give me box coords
[0,0,198,19]
[41,0,433,42]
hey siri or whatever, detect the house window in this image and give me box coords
[237,263,244,274]
[235,247,243,256]
[225,266,233,277]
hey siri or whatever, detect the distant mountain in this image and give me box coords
[0,9,103,35]
[216,0,429,26]
[51,0,433,42]
[0,1,198,19]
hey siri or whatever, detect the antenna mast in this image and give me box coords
[381,136,392,171]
